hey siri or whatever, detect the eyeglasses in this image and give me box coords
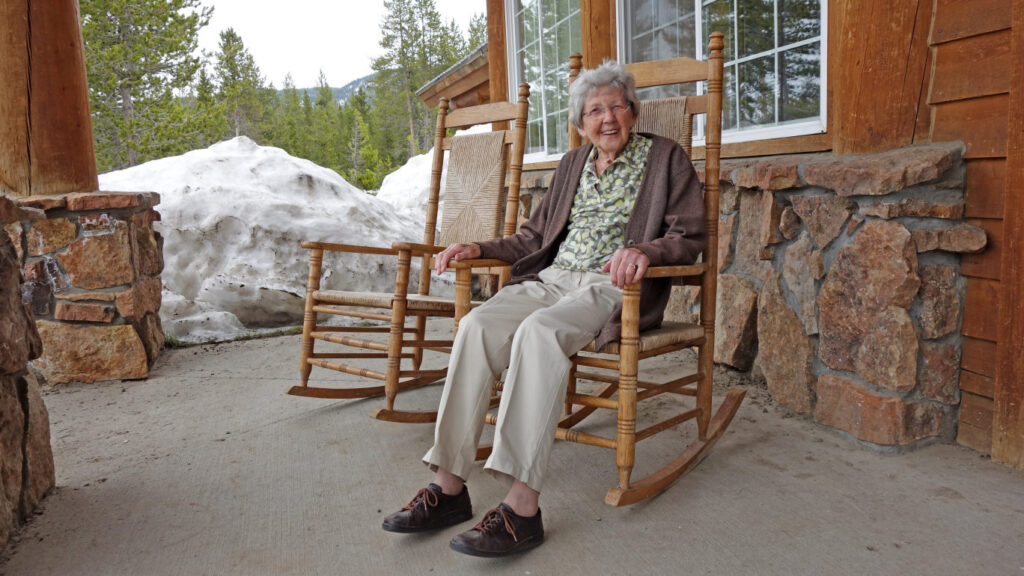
[582,103,629,120]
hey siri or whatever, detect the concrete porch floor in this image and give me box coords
[2,332,1022,575]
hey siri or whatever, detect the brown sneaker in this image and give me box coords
[448,503,544,557]
[381,483,473,533]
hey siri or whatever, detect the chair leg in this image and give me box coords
[564,362,577,416]
[384,250,413,411]
[616,371,638,491]
[697,341,713,440]
[299,248,323,387]
[412,315,426,371]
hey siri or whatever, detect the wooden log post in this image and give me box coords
[992,0,1024,470]
[829,0,933,155]
[0,0,97,197]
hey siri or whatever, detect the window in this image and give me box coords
[507,0,581,158]
[620,0,826,143]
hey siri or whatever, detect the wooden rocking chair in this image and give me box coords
[290,85,530,424]
[469,32,743,506]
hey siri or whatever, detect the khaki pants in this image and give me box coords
[423,267,621,492]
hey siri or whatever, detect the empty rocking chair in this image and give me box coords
[291,85,531,424]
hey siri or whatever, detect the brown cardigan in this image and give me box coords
[476,134,707,351]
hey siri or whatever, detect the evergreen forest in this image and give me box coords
[80,0,488,190]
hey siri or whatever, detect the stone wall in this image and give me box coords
[517,141,979,449]
[6,193,164,385]
[713,142,978,447]
[0,196,55,549]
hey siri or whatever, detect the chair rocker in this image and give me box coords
[473,33,743,505]
[290,85,531,424]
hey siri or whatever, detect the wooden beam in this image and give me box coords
[487,0,508,104]
[0,0,30,195]
[0,0,97,197]
[830,0,932,154]
[992,0,1024,469]
[580,0,614,68]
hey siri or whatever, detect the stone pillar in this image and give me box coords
[12,192,164,384]
[0,196,55,549]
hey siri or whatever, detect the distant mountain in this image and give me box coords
[283,73,376,104]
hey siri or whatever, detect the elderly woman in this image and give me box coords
[381,60,706,557]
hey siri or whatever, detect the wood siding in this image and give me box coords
[927,0,1014,457]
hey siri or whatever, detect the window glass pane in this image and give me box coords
[737,0,773,58]
[779,0,819,46]
[624,0,823,140]
[737,55,775,128]
[510,0,581,155]
[779,42,819,122]
[702,0,734,62]
[722,64,738,131]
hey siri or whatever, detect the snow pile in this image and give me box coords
[100,136,450,343]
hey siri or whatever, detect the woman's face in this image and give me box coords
[580,85,636,159]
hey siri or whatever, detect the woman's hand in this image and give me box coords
[435,243,481,274]
[603,247,649,288]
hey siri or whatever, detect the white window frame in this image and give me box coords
[615,0,828,147]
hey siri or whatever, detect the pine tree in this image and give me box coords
[214,28,268,140]
[468,12,488,50]
[80,0,211,170]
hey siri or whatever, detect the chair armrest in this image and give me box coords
[301,240,398,256]
[391,241,445,254]
[642,263,707,279]
[446,258,512,270]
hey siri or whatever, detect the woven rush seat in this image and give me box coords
[313,289,483,313]
[580,321,704,354]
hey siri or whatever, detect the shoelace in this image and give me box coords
[402,487,439,512]
[473,507,518,542]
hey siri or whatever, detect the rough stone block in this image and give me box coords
[27,218,76,256]
[783,233,822,335]
[719,182,740,213]
[779,206,801,240]
[790,195,857,249]
[733,159,802,191]
[79,213,117,236]
[916,265,962,339]
[854,307,919,392]
[56,220,134,289]
[54,301,115,323]
[664,285,700,324]
[65,192,141,211]
[759,191,784,252]
[20,371,55,514]
[757,273,815,413]
[861,199,965,220]
[4,223,23,264]
[1,237,43,374]
[134,312,166,365]
[718,213,736,272]
[919,341,961,405]
[802,142,962,197]
[715,274,758,371]
[819,220,920,371]
[32,321,148,384]
[814,374,944,445]
[911,224,987,254]
[115,276,163,322]
[15,195,67,212]
[729,191,775,283]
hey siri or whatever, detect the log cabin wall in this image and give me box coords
[924,0,1016,460]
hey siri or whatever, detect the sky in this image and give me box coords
[197,0,485,89]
